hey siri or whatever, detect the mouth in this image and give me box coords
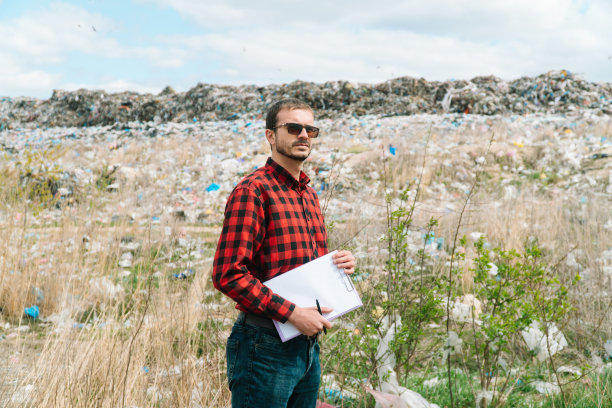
[293,143,310,148]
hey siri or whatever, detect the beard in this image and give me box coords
[274,139,311,161]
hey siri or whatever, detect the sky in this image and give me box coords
[1,0,611,98]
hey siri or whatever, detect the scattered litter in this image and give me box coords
[320,374,359,402]
[146,385,171,403]
[521,321,568,362]
[470,232,485,241]
[24,305,39,319]
[11,384,35,404]
[443,331,463,359]
[531,380,560,395]
[89,276,125,301]
[556,366,581,376]
[365,386,439,408]
[605,339,612,358]
[32,287,44,302]
[448,295,482,323]
[205,183,220,192]
[118,252,134,268]
[475,390,493,407]
[159,364,182,377]
[422,377,442,387]
[173,269,194,279]
[375,316,440,408]
[189,381,204,408]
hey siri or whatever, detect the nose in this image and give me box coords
[297,127,309,139]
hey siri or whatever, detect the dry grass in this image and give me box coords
[0,202,232,406]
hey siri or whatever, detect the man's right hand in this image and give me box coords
[287,305,333,337]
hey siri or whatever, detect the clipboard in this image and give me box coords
[264,250,362,342]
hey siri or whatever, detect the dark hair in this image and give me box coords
[265,98,313,130]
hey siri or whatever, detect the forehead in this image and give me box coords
[276,108,314,125]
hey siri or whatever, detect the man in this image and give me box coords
[213,98,356,408]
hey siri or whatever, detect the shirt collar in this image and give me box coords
[265,157,310,190]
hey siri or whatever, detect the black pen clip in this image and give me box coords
[316,299,327,335]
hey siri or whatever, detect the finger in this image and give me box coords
[333,252,355,262]
[322,319,332,329]
[320,306,333,314]
[334,259,354,268]
[333,250,352,260]
[333,251,350,259]
[335,262,356,271]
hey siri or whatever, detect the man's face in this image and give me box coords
[267,108,315,162]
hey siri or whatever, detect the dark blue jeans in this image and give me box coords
[226,314,321,408]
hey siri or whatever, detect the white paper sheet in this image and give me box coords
[264,250,363,342]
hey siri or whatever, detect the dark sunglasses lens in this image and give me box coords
[305,126,319,138]
[286,123,303,135]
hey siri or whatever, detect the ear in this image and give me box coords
[265,129,276,146]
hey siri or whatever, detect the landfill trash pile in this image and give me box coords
[0,112,609,233]
[1,70,611,129]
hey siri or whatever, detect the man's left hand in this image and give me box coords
[333,250,356,275]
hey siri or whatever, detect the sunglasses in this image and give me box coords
[273,123,320,138]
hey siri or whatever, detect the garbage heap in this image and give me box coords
[1,70,610,129]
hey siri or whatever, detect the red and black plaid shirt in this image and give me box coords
[213,158,328,322]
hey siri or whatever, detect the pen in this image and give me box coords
[316,299,327,335]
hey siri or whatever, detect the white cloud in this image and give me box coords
[129,44,189,68]
[152,19,600,86]
[0,69,59,96]
[141,0,612,82]
[0,3,121,62]
[0,2,191,96]
[2,0,611,97]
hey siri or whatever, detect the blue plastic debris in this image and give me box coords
[389,145,396,155]
[24,305,39,319]
[206,183,220,192]
[423,231,435,245]
[173,269,194,279]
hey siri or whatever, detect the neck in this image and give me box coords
[271,152,303,181]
